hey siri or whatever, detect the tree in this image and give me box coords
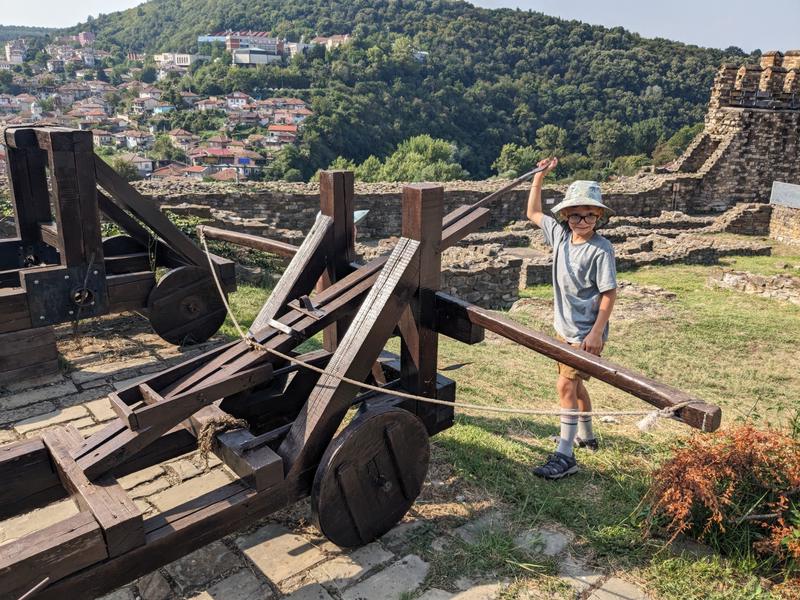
[377,135,467,182]
[151,135,186,162]
[110,157,139,181]
[492,143,539,178]
[588,119,630,162]
[535,125,568,157]
[139,65,157,83]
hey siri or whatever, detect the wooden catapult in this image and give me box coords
[0,160,722,599]
[0,126,236,384]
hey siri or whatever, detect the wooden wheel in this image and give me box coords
[147,265,227,345]
[102,234,146,255]
[312,406,430,548]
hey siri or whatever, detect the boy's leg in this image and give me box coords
[533,375,579,479]
[576,380,598,449]
[556,375,579,456]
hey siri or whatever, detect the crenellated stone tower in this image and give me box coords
[673,50,800,211]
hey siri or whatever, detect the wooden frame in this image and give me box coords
[0,169,722,599]
[0,126,236,348]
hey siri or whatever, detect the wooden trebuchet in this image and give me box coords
[0,125,237,367]
[0,168,721,600]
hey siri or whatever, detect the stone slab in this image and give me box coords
[515,524,574,557]
[13,404,89,434]
[118,465,164,490]
[236,523,327,586]
[309,542,394,591]
[189,569,272,600]
[0,401,56,427]
[1,380,77,410]
[452,583,506,599]
[453,511,506,545]
[0,429,18,444]
[165,540,243,592]
[85,397,117,421]
[589,577,649,600]
[341,554,429,600]
[283,583,334,600]
[558,556,604,593]
[149,469,231,512]
[418,590,454,600]
[136,570,172,600]
[98,588,136,600]
[771,181,800,209]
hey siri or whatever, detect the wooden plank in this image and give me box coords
[94,156,208,267]
[0,287,31,333]
[41,425,145,557]
[47,143,92,267]
[39,222,59,248]
[249,214,333,334]
[0,511,108,600]
[278,237,421,474]
[197,226,299,259]
[433,291,485,344]
[104,252,151,275]
[460,302,722,431]
[441,206,491,249]
[398,184,443,422]
[77,363,273,478]
[319,171,355,352]
[105,271,155,312]
[5,129,52,245]
[0,439,60,520]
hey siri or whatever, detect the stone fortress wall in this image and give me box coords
[132,51,800,247]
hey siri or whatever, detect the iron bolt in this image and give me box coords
[64,275,70,280]
[39,316,45,320]
[33,280,39,284]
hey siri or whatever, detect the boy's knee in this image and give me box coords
[556,375,579,396]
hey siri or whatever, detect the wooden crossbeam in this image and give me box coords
[41,425,144,557]
[278,237,422,474]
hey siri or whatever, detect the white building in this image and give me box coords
[5,42,25,65]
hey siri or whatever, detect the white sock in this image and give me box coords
[556,409,578,456]
[578,417,595,441]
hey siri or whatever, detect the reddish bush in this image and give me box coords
[646,425,800,567]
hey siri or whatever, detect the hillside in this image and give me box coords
[71,0,753,178]
[0,25,57,43]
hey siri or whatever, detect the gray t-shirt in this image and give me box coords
[539,215,617,343]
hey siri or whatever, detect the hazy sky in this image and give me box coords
[2,0,797,52]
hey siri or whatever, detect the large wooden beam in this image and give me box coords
[278,237,422,475]
[398,184,445,429]
[197,225,300,259]
[456,301,722,431]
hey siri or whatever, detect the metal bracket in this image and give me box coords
[23,265,109,326]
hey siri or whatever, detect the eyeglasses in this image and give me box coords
[566,214,599,225]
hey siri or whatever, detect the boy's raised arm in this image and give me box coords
[526,157,558,226]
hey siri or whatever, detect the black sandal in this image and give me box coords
[533,452,579,479]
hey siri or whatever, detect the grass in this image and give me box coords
[220,242,800,599]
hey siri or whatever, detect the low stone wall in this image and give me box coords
[769,204,800,246]
[710,270,800,305]
[711,203,773,236]
[357,240,522,309]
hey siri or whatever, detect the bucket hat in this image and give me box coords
[550,180,614,226]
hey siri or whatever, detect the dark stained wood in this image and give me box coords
[311,406,429,548]
[146,265,227,345]
[433,292,485,344]
[249,214,333,334]
[441,206,491,249]
[0,287,31,333]
[278,236,421,474]
[94,155,208,267]
[0,511,108,600]
[105,271,155,313]
[460,302,722,431]
[319,170,355,352]
[398,184,443,422]
[197,225,300,259]
[41,425,145,557]
[104,252,152,275]
[4,128,52,245]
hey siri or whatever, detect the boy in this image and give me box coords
[526,157,617,479]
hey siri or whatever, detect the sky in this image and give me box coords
[1,0,797,52]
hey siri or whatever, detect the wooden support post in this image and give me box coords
[4,128,52,257]
[397,184,445,429]
[319,171,355,352]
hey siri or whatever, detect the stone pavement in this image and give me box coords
[0,313,651,599]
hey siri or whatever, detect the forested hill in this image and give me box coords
[73,0,754,179]
[0,25,56,42]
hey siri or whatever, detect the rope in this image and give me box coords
[198,227,696,426]
[197,414,249,467]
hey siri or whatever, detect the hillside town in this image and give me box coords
[0,30,350,181]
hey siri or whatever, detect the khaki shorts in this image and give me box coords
[555,337,598,381]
